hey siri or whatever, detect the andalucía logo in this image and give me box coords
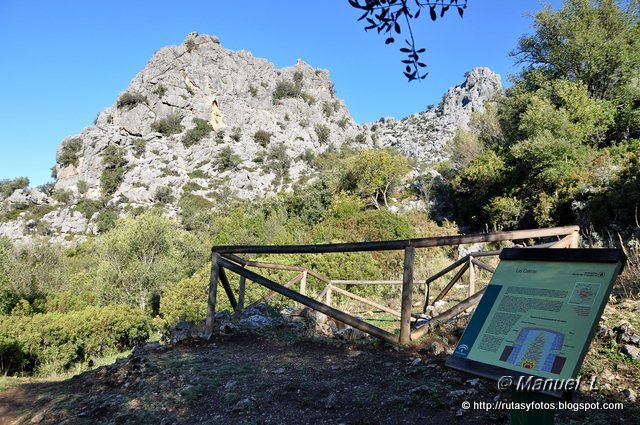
[456,344,470,357]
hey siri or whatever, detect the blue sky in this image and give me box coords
[0,0,561,187]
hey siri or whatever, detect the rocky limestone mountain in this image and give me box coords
[0,33,501,244]
[365,67,501,163]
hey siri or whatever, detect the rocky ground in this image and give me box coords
[1,305,639,425]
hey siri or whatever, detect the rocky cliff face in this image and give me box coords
[366,67,501,163]
[0,34,501,244]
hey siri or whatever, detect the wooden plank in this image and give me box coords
[211,226,580,254]
[411,288,486,341]
[431,262,470,304]
[551,234,574,248]
[330,285,402,318]
[205,253,220,331]
[424,256,469,286]
[219,267,237,310]
[247,272,305,309]
[331,280,404,285]
[471,258,496,274]
[399,246,415,344]
[217,256,398,344]
[316,284,330,301]
[326,284,333,307]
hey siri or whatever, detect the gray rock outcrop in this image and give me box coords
[0,34,502,243]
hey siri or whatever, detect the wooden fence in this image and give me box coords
[206,225,579,344]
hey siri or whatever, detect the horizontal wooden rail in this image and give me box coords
[330,285,403,318]
[212,226,579,254]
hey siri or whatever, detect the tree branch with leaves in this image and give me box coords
[349,0,468,81]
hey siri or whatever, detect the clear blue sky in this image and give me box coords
[0,0,561,187]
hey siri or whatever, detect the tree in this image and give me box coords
[349,0,468,81]
[95,211,206,312]
[339,149,410,208]
[512,0,640,101]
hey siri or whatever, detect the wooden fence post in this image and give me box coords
[468,255,476,297]
[206,253,220,331]
[326,283,333,307]
[236,275,246,318]
[399,246,415,344]
[571,228,580,248]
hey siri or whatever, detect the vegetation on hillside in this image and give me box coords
[0,1,638,383]
[446,0,639,234]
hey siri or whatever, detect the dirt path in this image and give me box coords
[0,329,636,424]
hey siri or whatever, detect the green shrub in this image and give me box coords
[272,80,300,102]
[182,118,213,147]
[230,127,242,143]
[254,130,272,147]
[315,124,330,144]
[265,144,291,184]
[116,92,147,110]
[157,268,209,331]
[52,189,72,204]
[100,145,128,196]
[95,209,118,233]
[0,305,150,376]
[74,198,102,219]
[155,186,175,204]
[132,138,146,157]
[179,194,215,231]
[0,177,29,199]
[151,113,184,136]
[58,138,82,167]
[153,85,167,97]
[76,180,88,194]
[187,169,207,179]
[185,39,196,52]
[216,147,241,171]
[248,85,258,97]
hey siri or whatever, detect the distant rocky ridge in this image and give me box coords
[0,33,501,244]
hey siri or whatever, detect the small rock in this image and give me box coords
[448,389,466,397]
[622,344,640,360]
[466,378,480,386]
[623,388,637,402]
[410,385,431,394]
[425,341,445,356]
[456,408,466,417]
[408,358,422,366]
[273,367,286,374]
[347,350,363,358]
[323,392,338,409]
[30,413,45,424]
[601,369,615,382]
[231,397,256,413]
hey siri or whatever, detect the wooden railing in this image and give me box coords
[206,225,579,344]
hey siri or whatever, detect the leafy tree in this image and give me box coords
[339,149,410,208]
[95,211,206,311]
[512,0,640,101]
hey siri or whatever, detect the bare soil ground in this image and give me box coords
[1,326,638,425]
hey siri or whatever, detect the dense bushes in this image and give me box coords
[446,0,640,233]
[0,305,150,375]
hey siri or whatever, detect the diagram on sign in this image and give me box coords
[499,327,566,374]
[567,282,600,307]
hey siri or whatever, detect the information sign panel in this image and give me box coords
[446,248,626,394]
